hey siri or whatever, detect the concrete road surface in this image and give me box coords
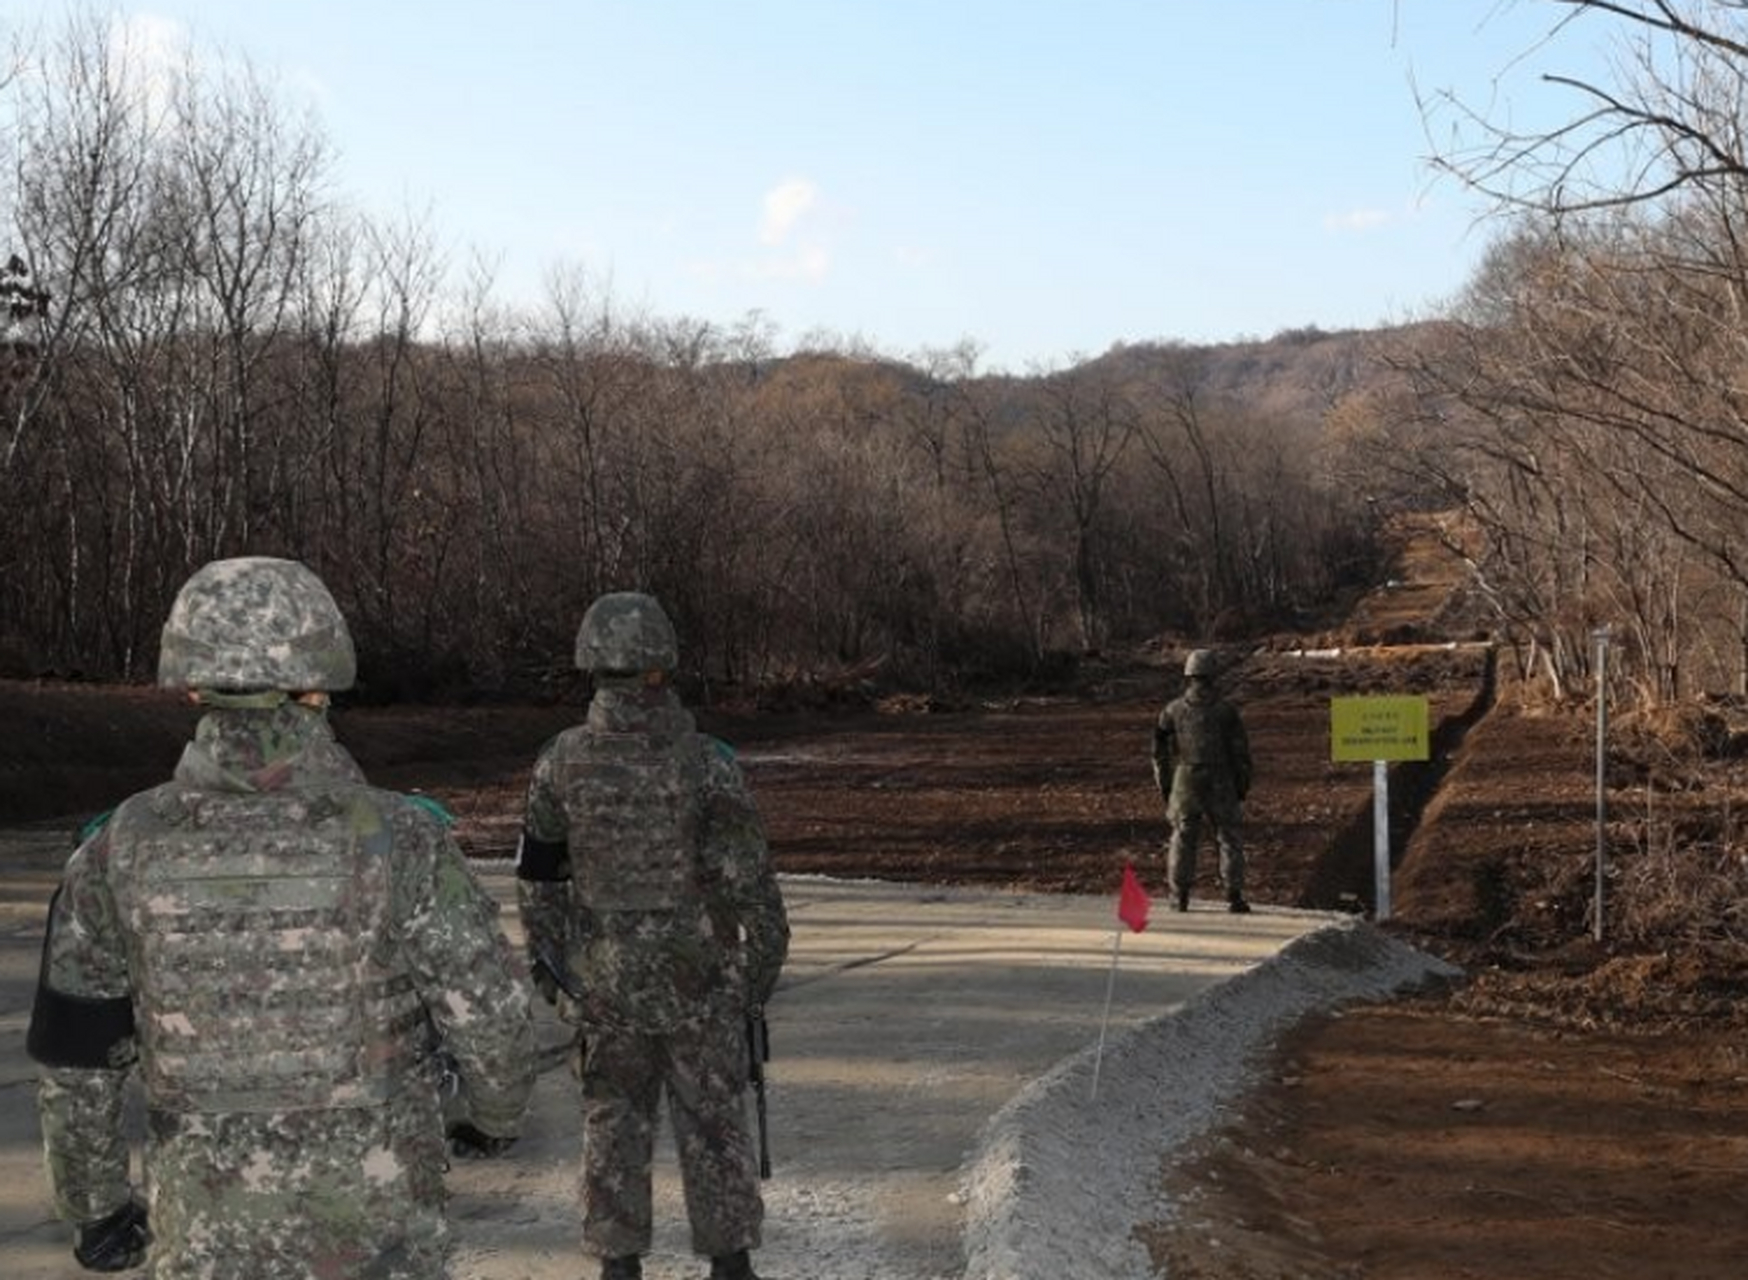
[0,831,1342,1280]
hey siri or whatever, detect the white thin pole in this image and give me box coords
[1595,628,1609,942]
[1089,928,1123,1102]
[1373,759,1392,921]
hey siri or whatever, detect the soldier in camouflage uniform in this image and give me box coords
[1152,648,1254,914]
[26,557,535,1278]
[516,592,789,1280]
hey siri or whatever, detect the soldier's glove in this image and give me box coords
[446,1121,517,1160]
[73,1199,149,1272]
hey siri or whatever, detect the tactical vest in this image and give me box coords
[105,787,422,1114]
[1169,696,1225,765]
[562,728,705,912]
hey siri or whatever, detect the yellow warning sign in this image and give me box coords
[1330,695,1430,762]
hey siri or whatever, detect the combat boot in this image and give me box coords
[1227,893,1251,914]
[708,1249,760,1280]
[601,1255,642,1280]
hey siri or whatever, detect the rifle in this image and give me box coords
[747,1010,771,1179]
[530,940,584,1004]
[523,941,588,1075]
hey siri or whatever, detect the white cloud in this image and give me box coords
[109,12,189,121]
[1324,207,1393,233]
[745,244,831,283]
[794,244,830,281]
[115,11,187,67]
[761,178,819,245]
[679,179,833,287]
[105,13,332,122]
[683,244,831,288]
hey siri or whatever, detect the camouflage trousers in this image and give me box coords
[578,1017,763,1259]
[1166,765,1246,897]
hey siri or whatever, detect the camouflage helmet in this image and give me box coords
[575,591,678,674]
[158,557,356,691]
[1184,648,1218,679]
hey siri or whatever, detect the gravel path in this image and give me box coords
[0,841,1453,1280]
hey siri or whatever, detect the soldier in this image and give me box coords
[27,556,534,1278]
[516,592,789,1280]
[1152,648,1254,914]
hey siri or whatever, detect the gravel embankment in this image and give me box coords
[962,918,1460,1280]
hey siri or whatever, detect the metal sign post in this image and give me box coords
[1373,759,1391,920]
[1331,695,1431,923]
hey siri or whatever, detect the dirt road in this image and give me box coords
[2,828,1355,1280]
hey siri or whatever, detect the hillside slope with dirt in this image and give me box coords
[1141,521,1748,1280]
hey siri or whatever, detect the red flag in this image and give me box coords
[1117,862,1151,933]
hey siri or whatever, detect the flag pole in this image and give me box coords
[1089,926,1124,1101]
[1095,862,1151,1102]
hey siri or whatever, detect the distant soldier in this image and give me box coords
[516,591,789,1280]
[1152,648,1254,914]
[27,556,534,1278]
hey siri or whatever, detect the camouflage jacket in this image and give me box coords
[517,684,789,1034]
[34,703,533,1272]
[1152,683,1253,798]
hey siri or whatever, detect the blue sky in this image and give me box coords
[1,2,1616,372]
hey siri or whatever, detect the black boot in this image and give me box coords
[1173,888,1190,913]
[708,1249,759,1280]
[601,1256,642,1280]
[1227,893,1251,914]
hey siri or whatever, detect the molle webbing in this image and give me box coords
[564,731,704,911]
[109,792,420,1113]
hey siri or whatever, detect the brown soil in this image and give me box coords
[5,513,1746,1279]
[1141,692,1748,1280]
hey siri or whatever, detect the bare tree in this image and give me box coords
[166,53,330,551]
[1023,363,1139,651]
[1399,1,1748,702]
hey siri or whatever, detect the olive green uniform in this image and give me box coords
[1153,680,1253,903]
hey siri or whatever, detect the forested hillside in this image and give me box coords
[14,3,1748,720]
[0,206,1394,698]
